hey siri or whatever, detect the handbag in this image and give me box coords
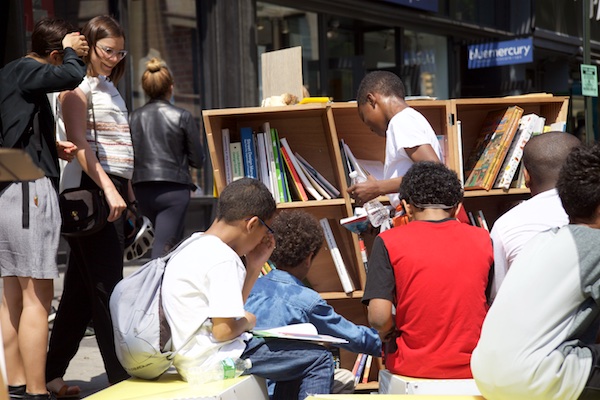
[59,101,108,237]
[59,187,108,237]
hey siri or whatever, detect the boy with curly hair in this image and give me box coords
[245,210,381,394]
[363,161,493,378]
[472,143,600,400]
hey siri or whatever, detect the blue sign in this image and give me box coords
[380,0,438,13]
[468,38,533,69]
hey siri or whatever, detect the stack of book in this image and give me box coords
[221,125,340,203]
[464,107,555,191]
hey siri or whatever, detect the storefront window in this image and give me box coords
[402,30,448,99]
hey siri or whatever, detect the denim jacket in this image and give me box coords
[246,269,381,356]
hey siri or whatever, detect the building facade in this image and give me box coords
[2,0,598,196]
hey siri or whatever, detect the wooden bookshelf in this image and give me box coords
[202,94,569,388]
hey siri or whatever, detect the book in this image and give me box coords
[361,355,373,384]
[437,134,447,164]
[319,218,355,294]
[280,145,308,201]
[221,128,233,184]
[270,128,288,202]
[467,211,477,226]
[255,132,272,192]
[295,152,341,198]
[280,138,323,201]
[351,354,364,381]
[296,160,332,200]
[356,159,384,180]
[493,113,540,189]
[339,214,369,235]
[240,127,257,179]
[262,122,279,201]
[252,323,348,345]
[477,210,489,231]
[341,141,367,179]
[354,353,368,385]
[464,106,524,191]
[229,142,244,181]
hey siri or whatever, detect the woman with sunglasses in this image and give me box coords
[46,15,134,397]
[0,18,87,400]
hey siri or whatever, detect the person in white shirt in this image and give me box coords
[489,131,580,301]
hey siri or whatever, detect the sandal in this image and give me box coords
[9,385,26,400]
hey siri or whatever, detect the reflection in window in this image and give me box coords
[402,31,448,99]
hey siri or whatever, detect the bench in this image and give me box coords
[378,370,483,396]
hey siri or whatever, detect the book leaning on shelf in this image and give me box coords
[319,218,355,294]
[464,105,524,191]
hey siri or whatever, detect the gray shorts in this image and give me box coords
[0,177,60,279]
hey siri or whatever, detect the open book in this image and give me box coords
[252,323,348,345]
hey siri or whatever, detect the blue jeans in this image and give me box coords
[241,337,333,400]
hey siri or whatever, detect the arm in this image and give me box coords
[60,88,127,222]
[212,313,256,342]
[182,111,205,169]
[242,233,276,301]
[368,298,395,342]
[348,144,441,204]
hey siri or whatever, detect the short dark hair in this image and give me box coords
[269,210,324,269]
[31,17,75,57]
[522,131,581,188]
[82,15,126,84]
[399,161,463,209]
[215,178,276,223]
[356,71,406,105]
[557,143,600,221]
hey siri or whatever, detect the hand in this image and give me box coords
[56,140,77,162]
[62,32,89,58]
[347,175,380,205]
[245,233,276,273]
[103,187,127,222]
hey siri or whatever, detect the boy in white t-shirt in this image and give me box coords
[161,178,333,400]
[347,71,443,208]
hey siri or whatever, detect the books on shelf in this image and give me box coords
[361,354,373,384]
[493,113,543,189]
[353,353,368,385]
[280,145,309,201]
[319,218,355,294]
[464,105,524,191]
[280,138,323,201]
[222,128,233,184]
[252,323,348,344]
[295,152,341,198]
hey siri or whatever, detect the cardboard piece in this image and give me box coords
[261,46,304,101]
[0,149,45,182]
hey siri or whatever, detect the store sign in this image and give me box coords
[581,64,598,97]
[468,38,533,69]
[380,0,438,13]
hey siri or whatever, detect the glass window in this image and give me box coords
[402,30,448,99]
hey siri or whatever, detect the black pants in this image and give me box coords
[46,174,129,384]
[579,344,600,399]
[133,181,191,259]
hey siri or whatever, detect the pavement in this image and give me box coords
[48,256,148,398]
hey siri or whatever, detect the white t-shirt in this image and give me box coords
[161,233,250,381]
[384,107,442,206]
[60,75,133,191]
[489,188,569,301]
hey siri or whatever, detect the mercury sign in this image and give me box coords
[468,38,533,69]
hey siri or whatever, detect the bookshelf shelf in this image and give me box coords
[202,94,568,388]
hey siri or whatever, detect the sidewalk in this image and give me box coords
[50,258,147,398]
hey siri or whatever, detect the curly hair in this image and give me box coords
[399,161,463,209]
[557,143,600,221]
[215,178,276,223]
[269,210,324,269]
[356,71,406,105]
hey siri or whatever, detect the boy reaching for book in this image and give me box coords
[245,210,381,395]
[363,161,493,378]
[347,71,443,209]
[161,178,333,400]
[471,143,600,400]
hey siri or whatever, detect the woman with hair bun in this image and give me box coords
[129,57,204,259]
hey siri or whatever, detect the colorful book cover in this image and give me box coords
[280,145,308,201]
[229,142,244,181]
[464,106,524,190]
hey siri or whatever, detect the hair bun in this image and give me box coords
[146,57,164,73]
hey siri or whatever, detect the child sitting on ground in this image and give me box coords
[245,210,381,395]
[363,161,493,378]
[161,178,333,400]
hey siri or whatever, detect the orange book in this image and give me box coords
[280,145,308,201]
[361,355,373,383]
[464,106,524,191]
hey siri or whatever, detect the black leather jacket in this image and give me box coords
[129,99,204,187]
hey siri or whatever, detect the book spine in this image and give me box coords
[354,353,367,385]
[281,138,323,201]
[361,354,373,384]
[280,145,308,201]
[255,132,273,196]
[494,127,532,189]
[319,218,355,294]
[222,128,232,184]
[230,142,244,181]
[270,128,287,201]
[240,127,257,179]
[262,122,279,202]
